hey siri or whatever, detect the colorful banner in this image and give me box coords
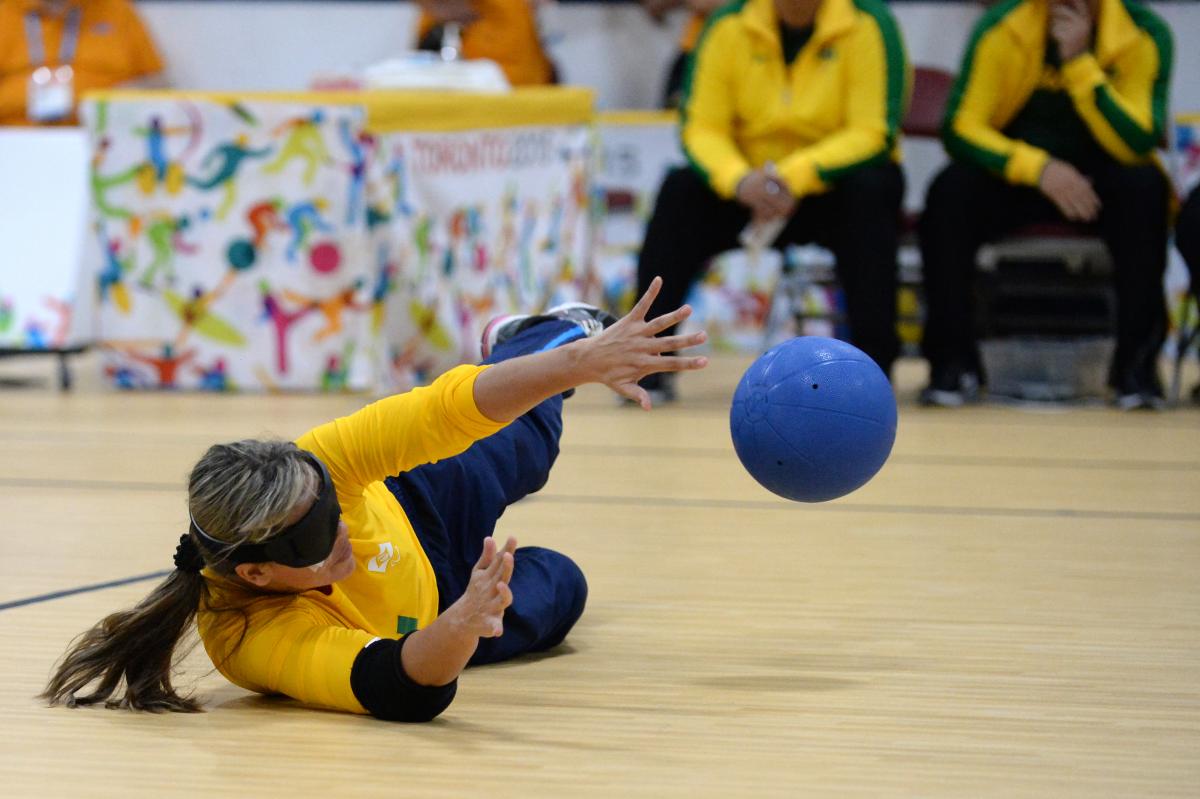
[85,91,592,391]
[86,97,372,390]
[366,124,592,391]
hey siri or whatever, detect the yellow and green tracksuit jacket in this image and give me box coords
[680,0,909,199]
[943,0,1172,186]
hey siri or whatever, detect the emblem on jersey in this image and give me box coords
[367,541,402,573]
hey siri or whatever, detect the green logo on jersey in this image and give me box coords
[396,616,418,634]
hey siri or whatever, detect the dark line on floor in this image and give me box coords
[0,570,172,612]
[0,476,179,492]
[562,445,1200,473]
[567,403,1200,431]
[526,493,1200,523]
[3,441,1198,498]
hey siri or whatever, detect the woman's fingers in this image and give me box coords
[651,354,709,373]
[473,535,497,571]
[497,537,516,582]
[614,381,652,410]
[644,304,692,336]
[628,276,662,322]
[650,331,707,353]
[495,581,512,607]
[497,550,515,584]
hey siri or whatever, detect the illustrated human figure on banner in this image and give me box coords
[139,211,198,287]
[338,117,376,226]
[188,134,274,219]
[118,343,198,389]
[285,198,335,262]
[98,233,134,313]
[132,113,200,195]
[264,111,331,185]
[282,280,368,342]
[245,198,288,250]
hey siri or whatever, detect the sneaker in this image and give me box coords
[1112,370,1165,411]
[542,301,618,338]
[919,367,981,408]
[480,313,531,360]
[1115,391,1165,411]
[480,302,616,359]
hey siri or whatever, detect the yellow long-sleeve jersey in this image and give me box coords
[196,364,507,714]
[680,0,909,199]
[943,0,1172,186]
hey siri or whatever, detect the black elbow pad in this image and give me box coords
[349,636,457,722]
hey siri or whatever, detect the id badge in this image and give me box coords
[27,65,75,122]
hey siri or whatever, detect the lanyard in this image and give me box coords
[24,6,82,69]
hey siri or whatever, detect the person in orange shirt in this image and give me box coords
[0,0,164,126]
[415,0,555,86]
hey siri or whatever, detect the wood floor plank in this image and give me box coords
[1,352,1198,796]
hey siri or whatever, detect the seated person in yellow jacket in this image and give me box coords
[42,284,707,720]
[0,0,164,126]
[636,0,909,401]
[919,0,1173,410]
[415,0,554,86]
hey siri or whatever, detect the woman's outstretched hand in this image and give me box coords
[399,535,516,687]
[580,276,709,409]
[451,536,516,638]
[472,276,709,421]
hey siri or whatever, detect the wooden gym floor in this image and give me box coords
[1,352,1198,797]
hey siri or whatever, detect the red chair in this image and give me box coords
[903,66,954,139]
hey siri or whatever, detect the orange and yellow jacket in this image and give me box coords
[0,0,163,126]
[417,0,554,86]
[943,0,1172,186]
[680,0,909,199]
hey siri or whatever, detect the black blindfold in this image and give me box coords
[191,452,342,568]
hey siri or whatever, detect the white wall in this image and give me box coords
[138,2,1199,112]
[136,1,1198,208]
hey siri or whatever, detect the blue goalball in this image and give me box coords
[730,337,897,503]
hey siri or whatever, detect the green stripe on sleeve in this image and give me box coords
[1118,1,1176,149]
[854,0,907,146]
[677,0,748,185]
[814,0,907,183]
[941,0,1023,175]
[816,151,890,184]
[1094,85,1157,153]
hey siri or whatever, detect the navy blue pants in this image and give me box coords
[385,320,589,665]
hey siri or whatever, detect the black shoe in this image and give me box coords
[920,366,981,408]
[1112,369,1165,411]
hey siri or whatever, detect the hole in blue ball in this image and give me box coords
[812,383,819,389]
